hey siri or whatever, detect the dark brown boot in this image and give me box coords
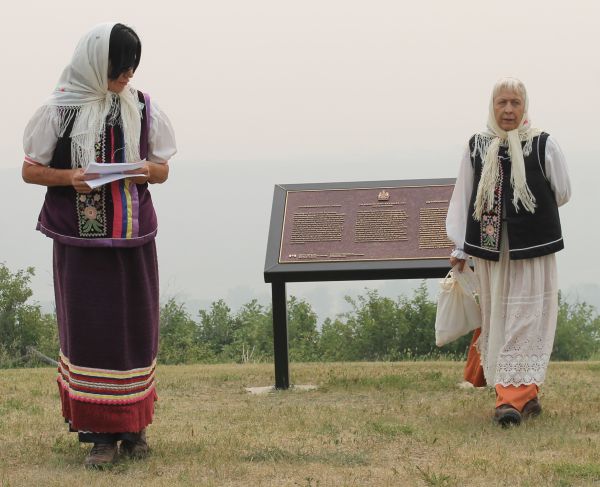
[84,442,118,468]
[120,429,150,459]
[494,404,522,427]
[522,397,542,419]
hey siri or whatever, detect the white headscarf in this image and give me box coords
[46,22,142,169]
[472,77,542,221]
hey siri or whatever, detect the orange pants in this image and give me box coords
[495,384,538,411]
[464,328,486,387]
[464,328,539,411]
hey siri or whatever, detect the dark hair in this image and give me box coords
[108,23,142,80]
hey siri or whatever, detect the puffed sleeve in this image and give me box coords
[23,105,60,166]
[446,145,474,259]
[545,136,571,207]
[148,100,177,163]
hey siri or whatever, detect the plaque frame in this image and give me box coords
[264,178,456,389]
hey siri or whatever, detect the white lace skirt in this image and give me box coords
[474,227,559,387]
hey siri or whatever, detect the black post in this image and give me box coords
[271,281,290,389]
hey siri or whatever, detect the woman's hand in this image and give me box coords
[124,164,150,185]
[22,162,98,193]
[450,256,466,272]
[71,168,99,194]
[124,162,169,185]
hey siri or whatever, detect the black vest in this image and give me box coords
[464,133,563,261]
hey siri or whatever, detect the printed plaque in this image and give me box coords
[278,183,454,263]
[263,178,456,389]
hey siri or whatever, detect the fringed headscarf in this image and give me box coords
[472,77,542,221]
[44,22,142,169]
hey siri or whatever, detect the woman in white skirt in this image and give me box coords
[446,77,571,426]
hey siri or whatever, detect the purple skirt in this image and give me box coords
[53,240,159,433]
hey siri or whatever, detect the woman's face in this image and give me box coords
[107,68,134,93]
[493,88,525,131]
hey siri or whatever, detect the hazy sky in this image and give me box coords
[1,1,599,318]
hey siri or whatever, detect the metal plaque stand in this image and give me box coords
[264,179,455,389]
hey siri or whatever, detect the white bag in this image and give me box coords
[435,264,482,347]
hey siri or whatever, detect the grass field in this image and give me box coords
[1,361,599,486]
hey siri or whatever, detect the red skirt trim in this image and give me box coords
[58,381,157,433]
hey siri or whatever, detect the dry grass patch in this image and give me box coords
[0,361,599,486]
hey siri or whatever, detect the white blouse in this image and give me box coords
[446,136,571,260]
[23,99,177,166]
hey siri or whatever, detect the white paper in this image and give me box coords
[84,161,147,189]
[84,161,146,175]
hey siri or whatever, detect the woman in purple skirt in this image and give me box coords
[22,22,176,467]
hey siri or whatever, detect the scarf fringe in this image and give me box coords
[56,107,80,137]
[472,128,541,220]
[53,88,142,169]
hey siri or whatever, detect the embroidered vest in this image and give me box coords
[36,91,158,248]
[464,133,564,261]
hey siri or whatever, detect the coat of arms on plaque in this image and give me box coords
[378,190,390,201]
